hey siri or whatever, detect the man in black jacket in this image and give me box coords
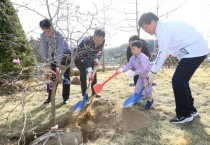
[74,28,105,99]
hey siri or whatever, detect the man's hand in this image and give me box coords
[148,71,157,84]
[117,68,123,74]
[127,71,135,79]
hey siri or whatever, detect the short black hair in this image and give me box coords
[130,40,143,48]
[128,35,140,43]
[139,12,159,27]
[39,19,52,29]
[94,28,105,38]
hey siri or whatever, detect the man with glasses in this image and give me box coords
[74,28,105,99]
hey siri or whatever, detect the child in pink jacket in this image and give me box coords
[118,40,154,109]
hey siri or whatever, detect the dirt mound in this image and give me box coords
[120,108,150,132]
[75,98,150,142]
[71,77,81,85]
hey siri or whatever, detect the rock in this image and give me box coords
[30,131,83,145]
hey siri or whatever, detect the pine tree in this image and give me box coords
[0,0,36,77]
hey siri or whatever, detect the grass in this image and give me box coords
[0,65,210,145]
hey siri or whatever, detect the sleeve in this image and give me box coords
[152,28,171,73]
[95,39,105,60]
[122,58,134,72]
[56,32,71,64]
[76,38,93,69]
[40,34,49,61]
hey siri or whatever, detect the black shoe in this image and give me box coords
[191,111,199,117]
[169,115,193,124]
[91,93,101,98]
[44,99,50,104]
[95,94,101,98]
[62,99,69,105]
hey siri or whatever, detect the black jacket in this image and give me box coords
[74,36,105,69]
[126,39,150,61]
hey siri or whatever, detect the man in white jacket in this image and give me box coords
[139,12,209,124]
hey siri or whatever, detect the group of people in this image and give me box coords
[39,19,105,105]
[39,11,209,124]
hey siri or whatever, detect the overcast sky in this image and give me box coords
[11,0,210,48]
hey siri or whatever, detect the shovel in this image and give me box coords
[123,77,150,108]
[123,86,145,108]
[73,65,99,112]
[93,71,119,94]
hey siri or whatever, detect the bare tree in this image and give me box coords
[110,0,189,37]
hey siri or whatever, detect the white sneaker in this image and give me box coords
[170,115,193,124]
[191,111,199,117]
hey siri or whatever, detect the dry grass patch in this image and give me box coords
[0,66,210,144]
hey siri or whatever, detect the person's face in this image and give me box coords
[141,20,157,35]
[131,46,141,56]
[42,28,54,37]
[93,35,104,46]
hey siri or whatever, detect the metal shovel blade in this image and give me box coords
[93,84,103,94]
[73,95,88,112]
[123,86,145,108]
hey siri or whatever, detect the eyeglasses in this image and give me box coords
[94,29,105,38]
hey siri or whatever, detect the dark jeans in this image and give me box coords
[172,55,206,116]
[75,60,97,96]
[134,75,139,85]
[47,52,71,101]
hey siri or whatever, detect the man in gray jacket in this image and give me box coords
[39,19,71,104]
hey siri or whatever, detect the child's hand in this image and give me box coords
[117,68,124,74]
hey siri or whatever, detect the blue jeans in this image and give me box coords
[172,55,207,116]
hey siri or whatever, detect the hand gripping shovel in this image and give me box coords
[93,71,119,94]
[123,86,145,108]
[73,65,99,112]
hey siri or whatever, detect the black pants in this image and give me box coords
[134,75,139,85]
[47,52,71,101]
[172,55,206,116]
[75,60,97,96]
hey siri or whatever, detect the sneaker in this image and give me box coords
[95,94,101,98]
[62,99,69,105]
[91,93,101,98]
[44,99,50,104]
[191,111,199,117]
[169,115,193,124]
[144,99,154,110]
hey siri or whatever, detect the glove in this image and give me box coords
[88,72,94,81]
[117,68,124,73]
[96,52,102,57]
[127,71,135,79]
[87,67,93,81]
[87,67,93,73]
[148,71,157,84]
[94,58,99,65]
